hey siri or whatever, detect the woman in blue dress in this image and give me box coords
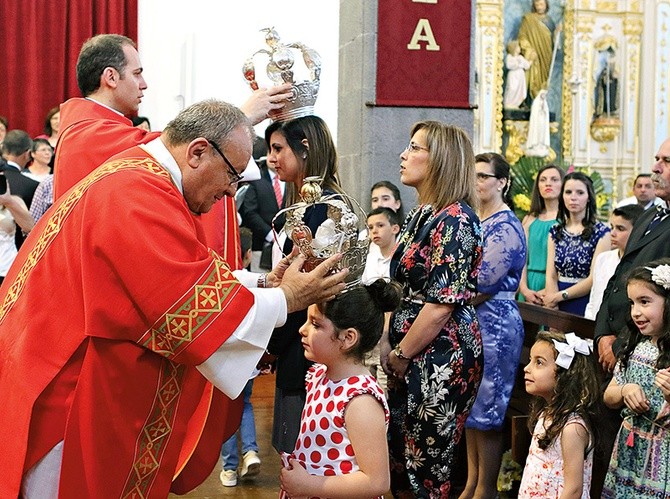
[459,153,527,499]
[383,122,483,499]
[542,172,610,316]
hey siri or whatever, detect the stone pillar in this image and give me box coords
[337,0,475,213]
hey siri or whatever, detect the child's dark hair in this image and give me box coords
[618,258,670,370]
[318,279,402,361]
[612,204,644,225]
[367,206,401,227]
[555,171,598,242]
[528,330,600,454]
[475,152,514,209]
[239,227,252,255]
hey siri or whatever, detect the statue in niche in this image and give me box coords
[504,40,533,109]
[525,89,551,157]
[594,48,619,118]
[518,0,556,100]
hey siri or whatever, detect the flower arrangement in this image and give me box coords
[508,156,611,221]
[497,449,522,494]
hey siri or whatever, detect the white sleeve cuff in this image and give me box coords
[196,287,287,398]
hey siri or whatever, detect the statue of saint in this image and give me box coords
[525,89,551,157]
[504,40,533,109]
[518,0,556,100]
[594,49,619,118]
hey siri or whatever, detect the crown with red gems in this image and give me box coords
[243,27,321,121]
[273,177,369,288]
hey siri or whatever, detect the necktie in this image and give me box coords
[644,206,670,237]
[273,175,283,208]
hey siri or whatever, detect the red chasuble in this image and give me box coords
[0,148,254,497]
[55,97,242,270]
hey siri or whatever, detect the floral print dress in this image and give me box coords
[603,340,670,498]
[388,202,483,499]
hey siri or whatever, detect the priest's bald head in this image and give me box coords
[162,99,254,214]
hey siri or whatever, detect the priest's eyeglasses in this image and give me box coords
[207,139,244,185]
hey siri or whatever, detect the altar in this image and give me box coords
[473,0,670,203]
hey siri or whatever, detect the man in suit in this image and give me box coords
[595,136,670,369]
[591,137,670,497]
[239,137,284,272]
[0,130,39,248]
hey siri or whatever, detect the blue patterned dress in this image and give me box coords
[388,201,483,499]
[467,209,527,431]
[550,221,610,316]
[603,340,670,498]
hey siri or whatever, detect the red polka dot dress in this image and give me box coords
[281,364,389,499]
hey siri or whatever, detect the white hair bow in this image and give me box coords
[552,333,592,370]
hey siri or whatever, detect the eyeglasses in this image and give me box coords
[476,172,498,181]
[405,142,429,154]
[207,139,244,185]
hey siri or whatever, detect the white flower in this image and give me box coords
[650,264,670,290]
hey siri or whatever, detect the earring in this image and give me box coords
[497,187,502,191]
[302,153,307,159]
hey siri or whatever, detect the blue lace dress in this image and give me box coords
[549,221,609,316]
[467,209,527,431]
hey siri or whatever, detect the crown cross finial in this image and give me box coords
[243,28,321,121]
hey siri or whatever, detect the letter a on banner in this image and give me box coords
[407,19,440,51]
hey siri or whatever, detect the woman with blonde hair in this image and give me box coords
[382,121,483,498]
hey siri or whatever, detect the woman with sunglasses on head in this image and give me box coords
[263,115,345,455]
[382,121,483,498]
[541,171,610,316]
[459,153,526,499]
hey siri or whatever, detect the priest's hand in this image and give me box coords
[279,253,347,313]
[240,83,293,125]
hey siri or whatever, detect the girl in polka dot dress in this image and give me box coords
[279,279,401,499]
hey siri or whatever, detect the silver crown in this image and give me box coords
[273,177,369,289]
[243,27,321,121]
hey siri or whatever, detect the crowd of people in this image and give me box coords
[1,31,670,499]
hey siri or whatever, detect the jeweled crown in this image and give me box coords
[273,177,369,289]
[243,27,321,121]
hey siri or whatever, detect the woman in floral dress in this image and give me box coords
[383,121,483,498]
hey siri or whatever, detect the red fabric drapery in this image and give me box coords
[0,0,137,138]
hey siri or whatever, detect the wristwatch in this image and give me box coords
[561,290,569,301]
[394,344,410,360]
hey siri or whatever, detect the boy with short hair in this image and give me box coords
[584,204,644,320]
[361,207,400,392]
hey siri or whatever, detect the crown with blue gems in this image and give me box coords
[273,177,369,289]
[242,27,321,121]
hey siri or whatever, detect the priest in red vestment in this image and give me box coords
[53,34,292,269]
[0,100,346,497]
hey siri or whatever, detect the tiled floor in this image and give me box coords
[170,374,282,499]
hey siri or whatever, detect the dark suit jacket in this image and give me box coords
[595,206,670,346]
[0,164,39,248]
[239,165,281,251]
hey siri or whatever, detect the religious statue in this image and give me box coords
[594,48,619,118]
[525,89,551,157]
[504,40,533,109]
[518,0,556,100]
